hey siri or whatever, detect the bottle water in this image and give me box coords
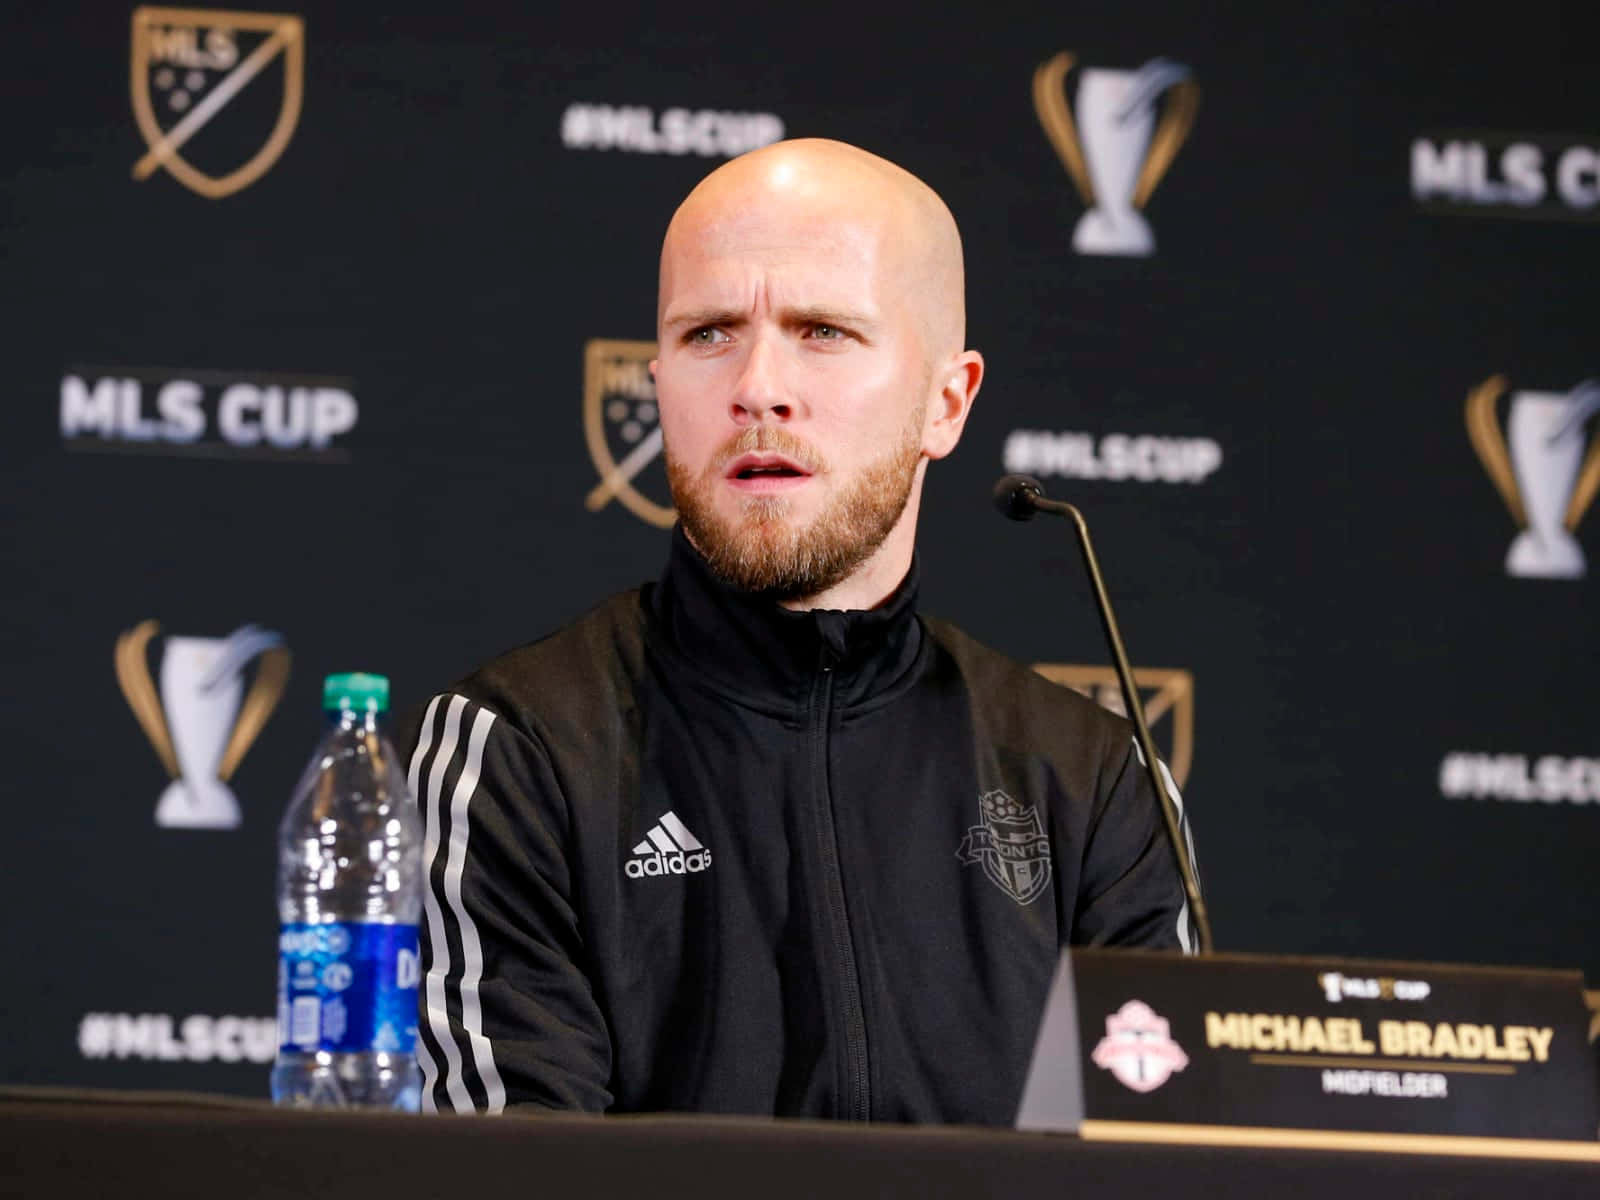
[272,672,423,1110]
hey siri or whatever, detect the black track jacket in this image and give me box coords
[406,528,1195,1123]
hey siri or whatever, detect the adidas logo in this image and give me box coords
[625,811,713,879]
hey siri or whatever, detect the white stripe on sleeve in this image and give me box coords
[1131,736,1197,954]
[421,695,470,1110]
[443,706,506,1113]
[406,695,443,1112]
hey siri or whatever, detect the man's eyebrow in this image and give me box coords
[778,305,878,331]
[662,308,747,333]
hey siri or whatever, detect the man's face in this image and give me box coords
[653,199,935,600]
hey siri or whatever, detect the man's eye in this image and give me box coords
[688,327,729,345]
[810,324,843,340]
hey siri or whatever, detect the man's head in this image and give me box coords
[652,138,984,609]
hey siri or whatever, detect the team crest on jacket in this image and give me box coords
[1090,999,1190,1092]
[957,790,1052,905]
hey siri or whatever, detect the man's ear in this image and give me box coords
[923,350,984,460]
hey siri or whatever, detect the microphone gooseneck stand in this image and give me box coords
[993,474,1213,954]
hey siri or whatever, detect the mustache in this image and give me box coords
[707,426,826,475]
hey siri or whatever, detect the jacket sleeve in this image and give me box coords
[407,691,613,1113]
[1072,736,1200,952]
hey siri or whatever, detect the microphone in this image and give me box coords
[992,473,1046,521]
[993,474,1213,954]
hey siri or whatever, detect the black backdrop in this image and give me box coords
[3,2,1596,1097]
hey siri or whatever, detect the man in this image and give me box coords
[407,139,1195,1123]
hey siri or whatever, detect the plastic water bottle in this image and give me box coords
[272,672,423,1110]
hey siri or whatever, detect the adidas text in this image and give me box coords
[625,849,713,878]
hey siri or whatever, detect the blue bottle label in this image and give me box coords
[276,922,419,1055]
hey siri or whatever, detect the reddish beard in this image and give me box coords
[667,416,924,601]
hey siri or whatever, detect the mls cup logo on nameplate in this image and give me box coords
[1033,665,1194,787]
[115,621,290,828]
[1032,52,1199,257]
[130,7,305,199]
[583,339,676,528]
[1466,375,1600,579]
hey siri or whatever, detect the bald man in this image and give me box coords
[408,140,1194,1123]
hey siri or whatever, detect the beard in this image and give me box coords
[666,412,925,602]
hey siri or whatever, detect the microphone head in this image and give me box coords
[992,474,1045,521]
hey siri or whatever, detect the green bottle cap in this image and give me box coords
[323,672,390,715]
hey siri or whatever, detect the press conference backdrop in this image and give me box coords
[3,1,1595,1095]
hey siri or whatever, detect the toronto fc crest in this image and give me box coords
[957,790,1052,905]
[1090,999,1190,1092]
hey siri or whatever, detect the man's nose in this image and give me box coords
[729,335,795,424]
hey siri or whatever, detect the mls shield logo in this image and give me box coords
[1091,999,1190,1093]
[130,7,305,199]
[583,339,675,529]
[957,790,1052,905]
[1032,664,1194,787]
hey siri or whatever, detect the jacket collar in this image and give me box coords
[647,524,925,713]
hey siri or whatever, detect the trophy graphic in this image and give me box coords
[114,620,290,828]
[1466,377,1600,579]
[1033,52,1199,257]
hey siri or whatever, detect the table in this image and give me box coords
[3,1086,1598,1199]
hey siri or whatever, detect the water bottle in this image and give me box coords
[272,672,423,1110]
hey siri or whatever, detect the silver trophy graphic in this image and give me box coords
[115,621,291,828]
[1033,53,1200,258]
[1467,377,1600,579]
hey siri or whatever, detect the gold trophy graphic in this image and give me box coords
[1467,377,1600,579]
[1033,53,1199,257]
[115,621,290,828]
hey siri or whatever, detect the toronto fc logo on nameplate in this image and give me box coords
[583,339,676,529]
[115,620,290,828]
[957,790,1052,905]
[1032,51,1199,257]
[1466,375,1600,579]
[129,7,306,198]
[1091,999,1190,1092]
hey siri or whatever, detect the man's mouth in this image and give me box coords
[723,453,814,492]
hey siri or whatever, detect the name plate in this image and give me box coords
[1016,949,1598,1141]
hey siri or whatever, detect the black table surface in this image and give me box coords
[3,1086,1599,1199]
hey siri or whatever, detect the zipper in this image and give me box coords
[808,652,870,1120]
